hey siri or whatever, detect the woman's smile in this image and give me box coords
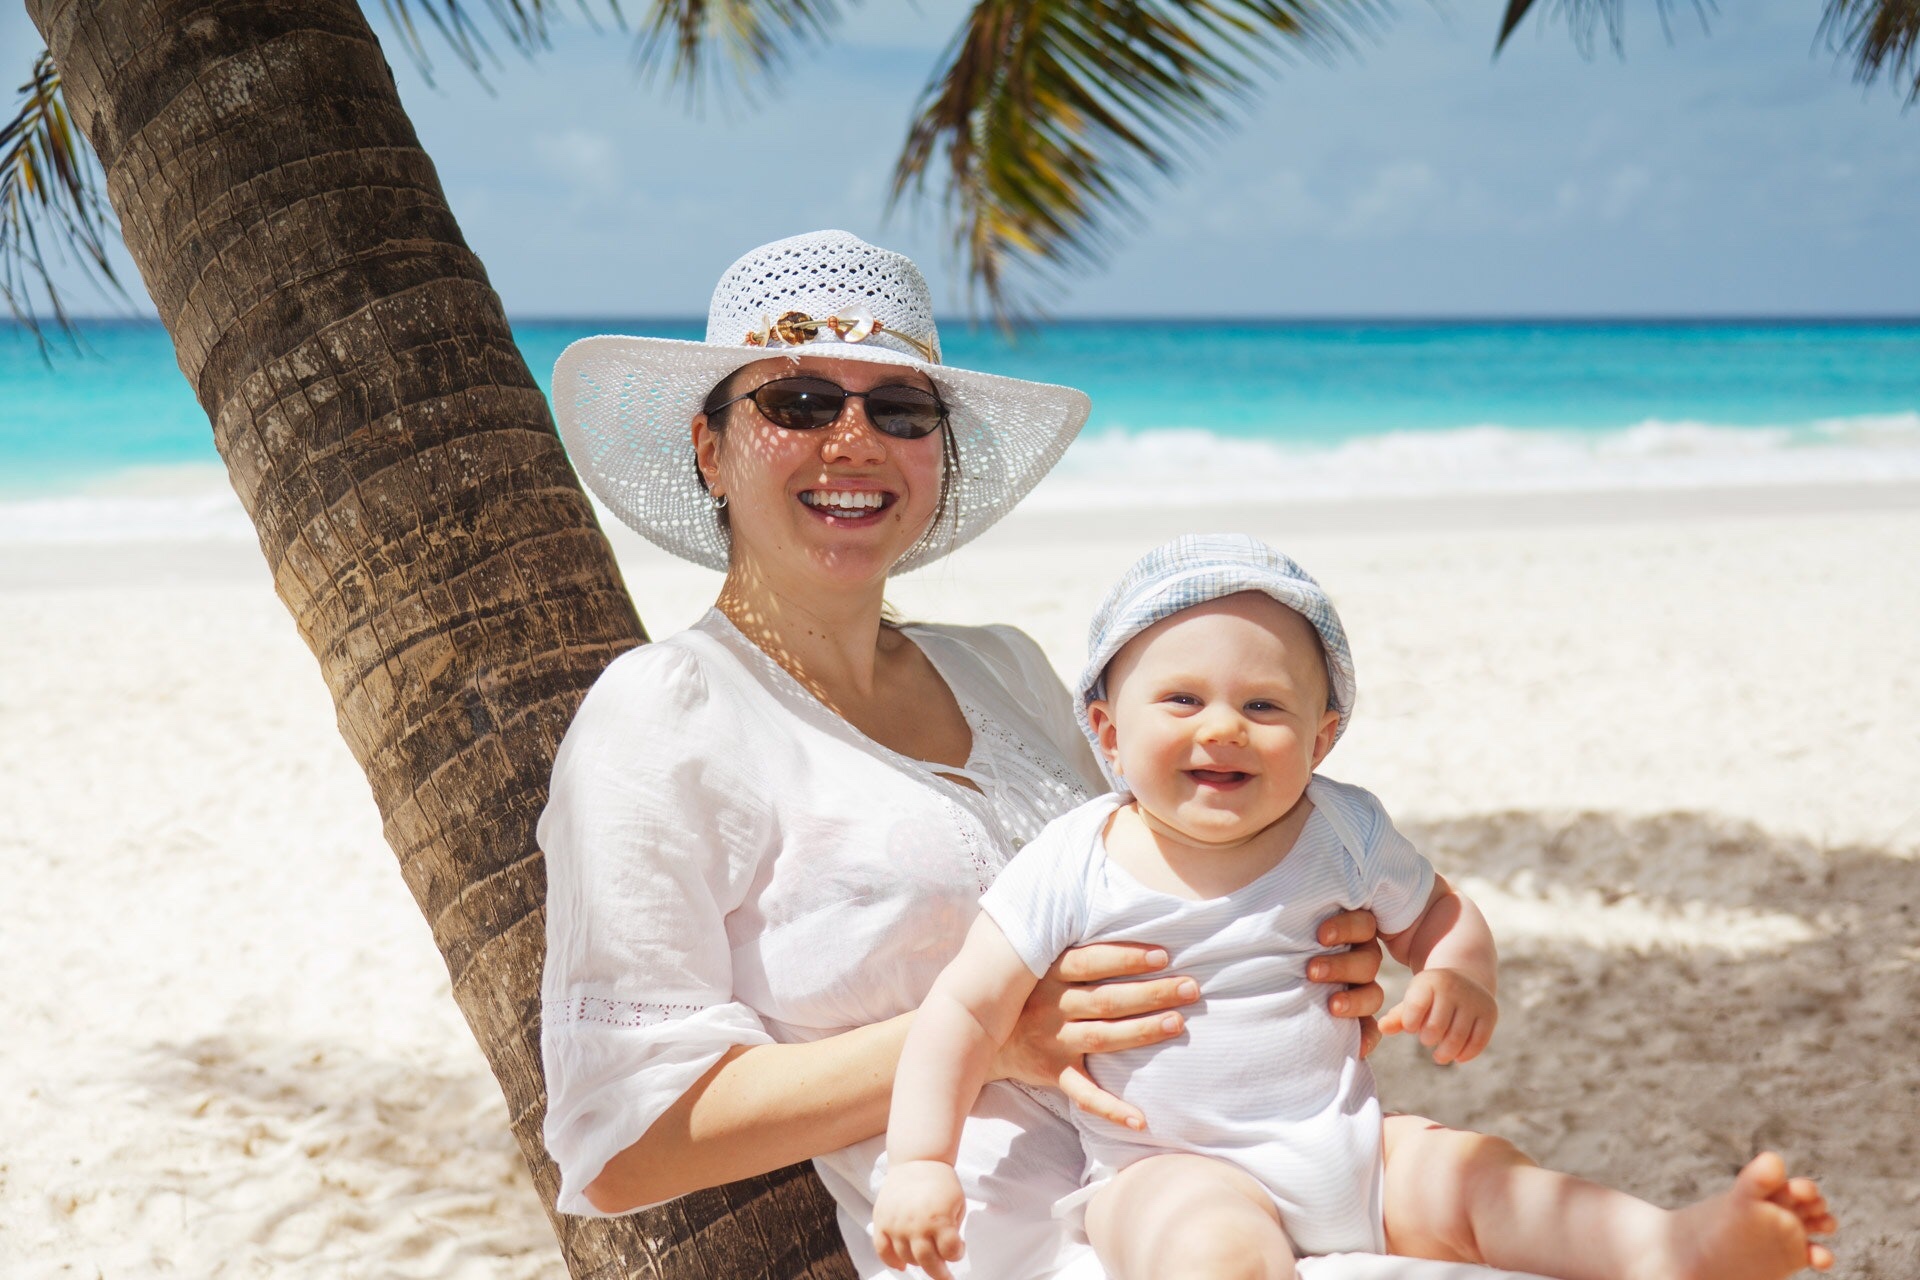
[797,484,899,523]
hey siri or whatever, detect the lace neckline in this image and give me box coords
[698,608,993,790]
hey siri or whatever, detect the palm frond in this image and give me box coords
[375,0,839,101]
[891,0,1384,323]
[376,0,631,85]
[1819,0,1920,102]
[0,49,127,348]
[1493,0,1715,58]
[630,0,848,99]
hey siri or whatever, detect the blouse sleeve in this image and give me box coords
[537,640,777,1217]
[976,623,1108,795]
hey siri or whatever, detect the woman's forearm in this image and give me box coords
[585,1011,914,1213]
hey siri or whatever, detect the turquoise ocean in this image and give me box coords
[5,318,1919,541]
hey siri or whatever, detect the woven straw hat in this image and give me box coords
[551,230,1092,573]
[1076,534,1358,757]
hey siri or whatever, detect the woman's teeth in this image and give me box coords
[801,490,886,512]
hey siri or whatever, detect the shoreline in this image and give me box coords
[7,477,1918,593]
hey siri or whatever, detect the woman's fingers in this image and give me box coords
[1062,1008,1186,1056]
[1357,1015,1382,1060]
[1309,938,1383,986]
[1057,974,1198,1021]
[1316,909,1380,949]
[1059,1065,1148,1131]
[1327,980,1384,1020]
[1053,941,1171,984]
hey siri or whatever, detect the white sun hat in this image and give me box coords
[550,230,1093,573]
[1076,534,1357,759]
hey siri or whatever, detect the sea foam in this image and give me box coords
[4,415,1918,543]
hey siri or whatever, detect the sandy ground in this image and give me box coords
[3,484,1917,1278]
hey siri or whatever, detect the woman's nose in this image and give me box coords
[819,401,888,464]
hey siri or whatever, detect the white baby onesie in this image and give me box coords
[979,776,1436,1258]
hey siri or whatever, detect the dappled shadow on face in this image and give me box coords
[95,1036,561,1278]
[1372,809,1919,1280]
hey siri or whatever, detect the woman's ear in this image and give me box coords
[691,415,723,495]
[1086,700,1123,775]
[1310,708,1340,768]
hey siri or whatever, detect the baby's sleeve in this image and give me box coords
[537,642,776,1217]
[978,808,1099,978]
[1319,778,1436,937]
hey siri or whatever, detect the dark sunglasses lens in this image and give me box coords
[751,379,845,430]
[865,386,946,439]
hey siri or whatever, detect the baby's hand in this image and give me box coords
[1378,968,1497,1065]
[872,1159,968,1279]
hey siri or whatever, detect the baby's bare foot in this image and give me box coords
[1638,1153,1835,1280]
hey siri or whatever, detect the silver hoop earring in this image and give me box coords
[711,492,729,510]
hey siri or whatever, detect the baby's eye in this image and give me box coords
[1244,700,1281,714]
[1163,693,1201,707]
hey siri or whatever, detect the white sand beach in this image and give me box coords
[3,483,1917,1278]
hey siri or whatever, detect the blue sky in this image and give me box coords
[7,0,1918,317]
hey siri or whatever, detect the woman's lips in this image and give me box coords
[797,489,896,523]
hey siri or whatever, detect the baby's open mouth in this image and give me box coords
[1186,769,1251,786]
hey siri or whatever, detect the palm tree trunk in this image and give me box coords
[27,1,854,1275]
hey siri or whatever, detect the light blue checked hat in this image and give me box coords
[1076,534,1357,757]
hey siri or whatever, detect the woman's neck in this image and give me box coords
[715,559,892,705]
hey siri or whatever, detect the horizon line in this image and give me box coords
[13,312,1920,329]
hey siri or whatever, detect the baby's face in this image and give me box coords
[1089,592,1340,848]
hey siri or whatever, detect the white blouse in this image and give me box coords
[538,609,1107,1278]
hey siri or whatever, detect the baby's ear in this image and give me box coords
[1311,708,1340,768]
[1086,700,1123,773]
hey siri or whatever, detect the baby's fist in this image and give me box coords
[872,1160,968,1279]
[1379,968,1498,1065]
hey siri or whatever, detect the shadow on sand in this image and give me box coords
[114,809,1916,1278]
[1377,810,1919,1280]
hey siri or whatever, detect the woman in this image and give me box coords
[541,231,1475,1280]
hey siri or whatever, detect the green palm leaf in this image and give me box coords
[1817,0,1920,102]
[0,50,127,345]
[891,0,1383,320]
[1496,0,1920,107]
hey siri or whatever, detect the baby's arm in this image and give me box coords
[1376,874,1499,1065]
[873,911,1139,1278]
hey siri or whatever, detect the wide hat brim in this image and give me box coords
[552,333,1091,573]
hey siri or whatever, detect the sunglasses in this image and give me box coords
[707,376,949,441]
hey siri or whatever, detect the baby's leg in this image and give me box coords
[1380,1115,1836,1280]
[1084,1153,1297,1280]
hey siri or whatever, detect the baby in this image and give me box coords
[872,534,1835,1280]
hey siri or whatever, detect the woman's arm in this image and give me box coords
[583,937,1187,1212]
[585,1013,914,1212]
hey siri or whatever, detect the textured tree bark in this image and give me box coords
[27,1,856,1275]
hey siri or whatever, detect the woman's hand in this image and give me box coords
[990,941,1195,1124]
[1313,909,1386,1058]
